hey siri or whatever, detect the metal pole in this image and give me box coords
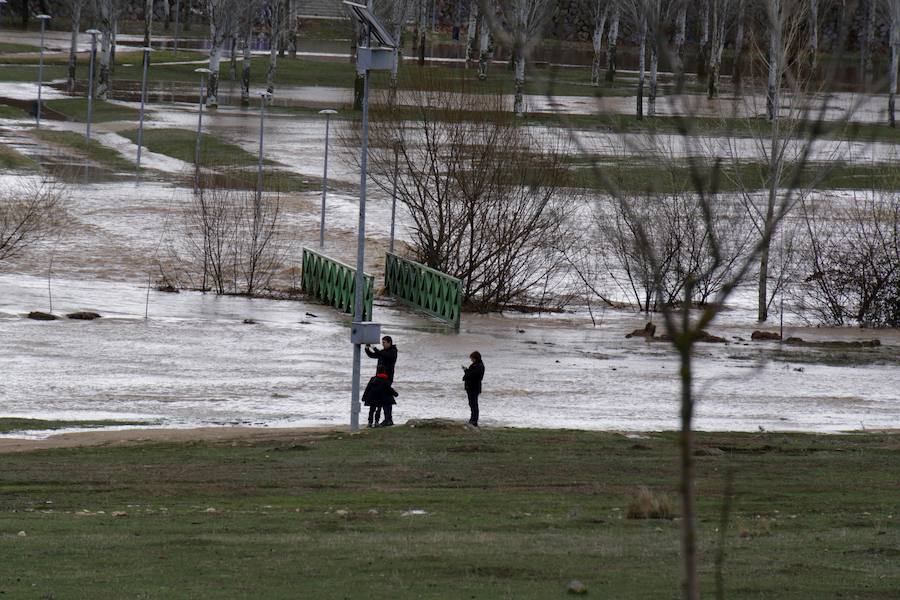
[36,15,51,128]
[350,18,373,434]
[779,227,784,342]
[256,92,269,202]
[389,139,399,254]
[318,109,337,248]
[136,46,152,169]
[85,30,99,141]
[193,68,210,195]
[173,0,181,51]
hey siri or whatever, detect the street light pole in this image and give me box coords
[36,14,51,128]
[136,46,153,169]
[389,138,401,254]
[193,67,211,195]
[256,91,271,202]
[85,28,100,141]
[318,108,337,248]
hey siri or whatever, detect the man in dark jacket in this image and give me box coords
[365,336,397,383]
[462,351,485,427]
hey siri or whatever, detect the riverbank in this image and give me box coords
[2,423,897,598]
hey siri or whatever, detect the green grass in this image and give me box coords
[0,418,151,434]
[32,129,137,172]
[44,97,142,123]
[120,127,261,168]
[0,103,27,119]
[0,143,37,170]
[0,426,897,599]
[0,41,39,53]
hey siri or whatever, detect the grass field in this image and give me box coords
[32,129,138,172]
[0,143,36,170]
[120,127,263,168]
[44,97,142,123]
[1,423,897,599]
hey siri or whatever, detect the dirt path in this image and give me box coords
[0,426,347,454]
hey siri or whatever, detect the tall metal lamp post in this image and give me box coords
[318,108,337,248]
[35,14,51,128]
[344,1,396,433]
[256,91,271,201]
[193,67,212,194]
[85,28,101,140]
[136,46,154,169]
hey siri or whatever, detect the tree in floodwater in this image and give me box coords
[205,0,239,107]
[353,74,578,310]
[66,0,85,93]
[481,0,555,116]
[0,180,62,264]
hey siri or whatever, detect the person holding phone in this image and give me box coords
[462,351,485,427]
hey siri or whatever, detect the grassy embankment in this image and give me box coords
[44,97,142,122]
[1,422,897,599]
[0,418,149,434]
[31,129,138,172]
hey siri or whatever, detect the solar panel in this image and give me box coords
[342,1,396,48]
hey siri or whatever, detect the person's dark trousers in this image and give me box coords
[381,403,393,425]
[467,390,479,426]
[368,406,380,427]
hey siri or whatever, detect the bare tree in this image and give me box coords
[356,76,576,309]
[66,0,85,93]
[239,0,260,105]
[707,0,733,98]
[605,0,620,81]
[697,0,710,79]
[206,0,238,107]
[589,0,610,85]
[889,0,900,126]
[477,10,493,79]
[0,180,62,264]
[484,0,555,116]
[266,0,280,94]
[466,0,480,66]
[799,188,900,326]
[673,0,687,89]
[96,0,115,100]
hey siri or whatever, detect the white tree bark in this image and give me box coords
[466,0,479,67]
[206,0,236,107]
[889,0,900,126]
[67,0,83,93]
[808,0,818,66]
[97,0,113,100]
[707,0,729,98]
[674,2,686,88]
[697,0,709,78]
[648,5,658,116]
[606,2,619,81]
[267,0,280,94]
[636,13,646,119]
[766,0,780,122]
[591,0,609,86]
[478,14,491,80]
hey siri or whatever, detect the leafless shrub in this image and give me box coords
[164,179,286,295]
[0,179,63,264]
[798,189,900,327]
[626,486,673,519]
[350,73,580,311]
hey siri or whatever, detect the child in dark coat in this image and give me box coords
[362,368,398,427]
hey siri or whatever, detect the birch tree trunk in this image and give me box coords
[766,0,780,122]
[417,0,427,65]
[241,26,252,105]
[591,1,609,86]
[389,0,409,108]
[466,0,479,67]
[110,17,118,73]
[289,0,297,58]
[890,0,899,127]
[97,0,112,100]
[478,14,491,80]
[732,0,745,88]
[674,2,687,91]
[696,0,709,79]
[605,3,619,82]
[267,0,280,94]
[229,34,237,80]
[67,0,83,93]
[636,14,646,119]
[808,0,818,67]
[649,19,658,116]
[143,0,154,46]
[514,52,526,116]
[707,0,727,98]
[861,0,875,87]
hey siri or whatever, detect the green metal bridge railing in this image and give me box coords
[384,252,462,329]
[301,247,374,321]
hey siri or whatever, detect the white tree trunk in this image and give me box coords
[144,0,154,47]
[766,0,780,121]
[636,15,646,119]
[478,15,490,80]
[697,0,709,78]
[605,4,619,81]
[466,0,478,68]
[708,0,727,98]
[98,0,112,100]
[208,45,223,106]
[649,27,658,116]
[591,1,609,86]
[808,0,818,66]
[267,1,280,94]
[241,24,252,104]
[890,1,900,127]
[674,3,686,88]
[68,0,83,93]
